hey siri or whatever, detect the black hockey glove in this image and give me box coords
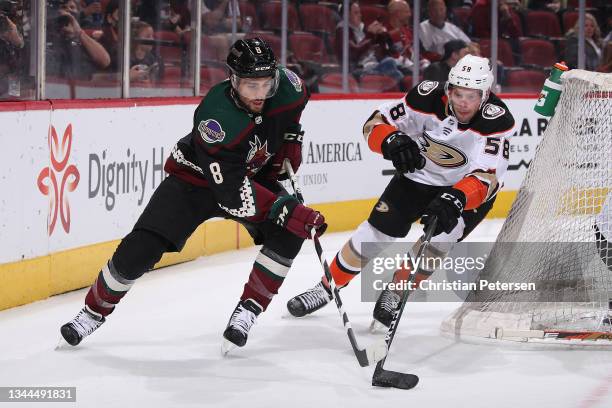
[421,188,466,236]
[381,131,426,173]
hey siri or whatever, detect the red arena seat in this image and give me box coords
[300,4,338,34]
[318,73,358,93]
[289,32,329,63]
[359,74,400,93]
[260,1,300,32]
[525,11,562,37]
[505,69,547,93]
[520,38,557,67]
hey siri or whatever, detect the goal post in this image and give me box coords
[441,70,612,344]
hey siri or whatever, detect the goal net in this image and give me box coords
[441,70,612,343]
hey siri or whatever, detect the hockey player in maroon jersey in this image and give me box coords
[287,55,516,327]
[60,38,326,353]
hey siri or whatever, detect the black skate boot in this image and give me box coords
[60,306,106,346]
[287,280,332,317]
[222,299,262,355]
[370,289,401,331]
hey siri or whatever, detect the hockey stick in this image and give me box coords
[371,216,437,390]
[283,160,388,367]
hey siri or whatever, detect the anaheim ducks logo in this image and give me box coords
[482,103,505,120]
[417,132,467,168]
[375,201,389,213]
[418,81,438,96]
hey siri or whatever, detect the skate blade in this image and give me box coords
[55,336,71,350]
[221,339,238,356]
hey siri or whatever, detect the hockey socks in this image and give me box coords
[325,239,362,288]
[240,247,291,311]
[85,260,135,316]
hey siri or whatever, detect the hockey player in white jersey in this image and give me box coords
[287,55,516,326]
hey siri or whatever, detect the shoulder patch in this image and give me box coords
[418,81,439,96]
[198,119,226,143]
[482,104,506,120]
[283,67,302,92]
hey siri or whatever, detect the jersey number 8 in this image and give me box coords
[209,162,224,184]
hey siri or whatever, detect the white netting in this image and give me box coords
[441,70,612,342]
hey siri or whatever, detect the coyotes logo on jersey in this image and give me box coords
[246,135,272,176]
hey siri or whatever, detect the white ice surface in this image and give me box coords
[1,220,611,408]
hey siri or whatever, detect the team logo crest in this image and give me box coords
[246,135,273,176]
[417,81,439,96]
[375,201,389,213]
[198,119,226,143]
[417,132,467,168]
[283,68,302,92]
[482,104,505,120]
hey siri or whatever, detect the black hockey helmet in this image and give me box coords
[227,38,280,99]
[227,38,278,78]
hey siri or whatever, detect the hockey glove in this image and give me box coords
[381,131,426,173]
[269,130,304,181]
[268,195,327,239]
[421,188,466,236]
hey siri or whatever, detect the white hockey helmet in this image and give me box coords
[446,54,494,109]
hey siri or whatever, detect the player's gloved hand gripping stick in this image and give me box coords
[283,160,388,367]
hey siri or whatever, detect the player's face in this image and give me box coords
[450,87,482,123]
[236,77,275,112]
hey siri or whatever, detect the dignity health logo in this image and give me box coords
[37,124,80,235]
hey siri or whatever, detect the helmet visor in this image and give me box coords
[231,70,279,100]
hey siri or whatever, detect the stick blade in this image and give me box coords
[372,367,419,390]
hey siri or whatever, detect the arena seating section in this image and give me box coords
[112,1,611,94]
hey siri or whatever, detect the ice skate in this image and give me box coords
[370,289,400,332]
[222,299,262,355]
[59,306,106,346]
[286,281,332,317]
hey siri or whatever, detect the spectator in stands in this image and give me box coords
[80,0,103,29]
[602,15,612,44]
[46,1,111,80]
[419,0,471,60]
[527,0,561,12]
[423,39,468,82]
[597,41,612,73]
[565,13,603,71]
[99,0,119,71]
[470,0,522,39]
[0,2,24,98]
[467,41,481,56]
[202,0,241,34]
[165,0,191,36]
[447,1,474,7]
[130,20,164,84]
[335,1,403,84]
[387,0,429,74]
[202,0,242,62]
[136,0,165,31]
